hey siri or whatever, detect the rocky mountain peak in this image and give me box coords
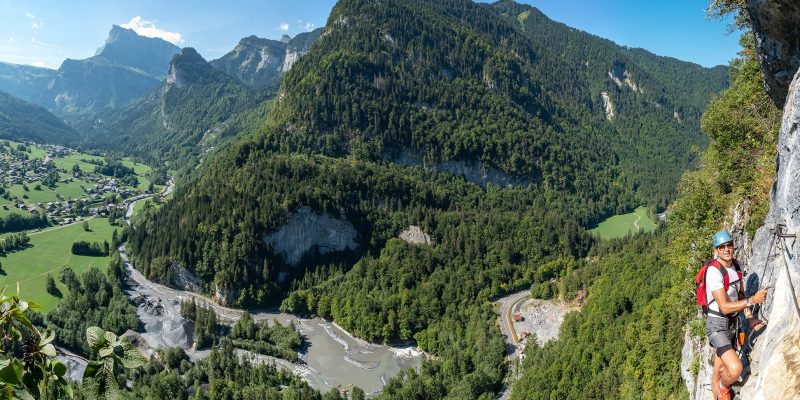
[95,25,181,79]
[166,48,220,89]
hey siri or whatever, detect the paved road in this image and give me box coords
[125,180,174,220]
[495,290,530,400]
[496,290,531,352]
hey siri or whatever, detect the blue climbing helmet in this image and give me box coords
[713,229,733,248]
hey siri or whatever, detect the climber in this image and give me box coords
[705,230,768,400]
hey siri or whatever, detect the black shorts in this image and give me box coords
[706,316,735,357]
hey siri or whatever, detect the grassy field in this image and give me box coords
[0,217,121,313]
[4,177,94,203]
[3,140,160,197]
[589,206,658,240]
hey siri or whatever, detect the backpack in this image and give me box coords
[695,258,742,317]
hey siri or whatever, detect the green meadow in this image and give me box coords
[0,217,121,313]
[589,206,658,240]
[3,140,159,195]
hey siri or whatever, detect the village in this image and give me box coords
[0,141,148,225]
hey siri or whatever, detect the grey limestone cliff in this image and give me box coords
[745,0,800,106]
[738,2,800,397]
[738,66,800,400]
[263,206,358,266]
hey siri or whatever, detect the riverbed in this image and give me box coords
[120,248,422,394]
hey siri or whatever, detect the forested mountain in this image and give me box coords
[209,29,322,90]
[0,26,180,119]
[0,90,79,144]
[125,1,731,398]
[78,47,266,171]
[0,62,55,104]
[511,32,782,399]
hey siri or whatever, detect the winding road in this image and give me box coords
[495,289,531,400]
[633,212,642,231]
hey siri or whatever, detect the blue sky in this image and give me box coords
[0,0,741,69]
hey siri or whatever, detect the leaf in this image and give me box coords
[24,301,40,311]
[57,376,73,398]
[0,386,12,400]
[52,360,67,377]
[39,329,55,346]
[82,361,102,380]
[99,346,114,358]
[39,343,56,358]
[103,331,117,344]
[86,326,106,351]
[0,360,23,385]
[11,388,34,400]
[121,345,147,369]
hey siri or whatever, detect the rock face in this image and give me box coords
[210,28,322,89]
[392,150,530,188]
[44,25,180,116]
[738,66,800,400]
[744,0,800,106]
[263,206,358,266]
[399,226,434,245]
[600,92,615,120]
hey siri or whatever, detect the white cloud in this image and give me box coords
[7,37,14,43]
[31,61,45,67]
[121,16,184,45]
[279,23,289,31]
[304,23,315,30]
[25,10,41,41]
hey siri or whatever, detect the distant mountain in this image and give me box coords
[0,90,78,144]
[96,25,184,78]
[209,29,322,90]
[42,26,181,117]
[0,26,181,119]
[81,47,265,170]
[0,62,55,104]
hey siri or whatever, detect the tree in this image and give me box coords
[82,221,90,232]
[351,386,366,400]
[45,274,60,297]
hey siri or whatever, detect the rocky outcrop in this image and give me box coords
[399,226,434,246]
[738,66,800,400]
[601,92,615,120]
[263,207,358,266]
[120,330,154,359]
[392,150,530,188]
[744,0,800,106]
[211,29,321,88]
[608,62,642,93]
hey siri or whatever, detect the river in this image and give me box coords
[120,192,422,394]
